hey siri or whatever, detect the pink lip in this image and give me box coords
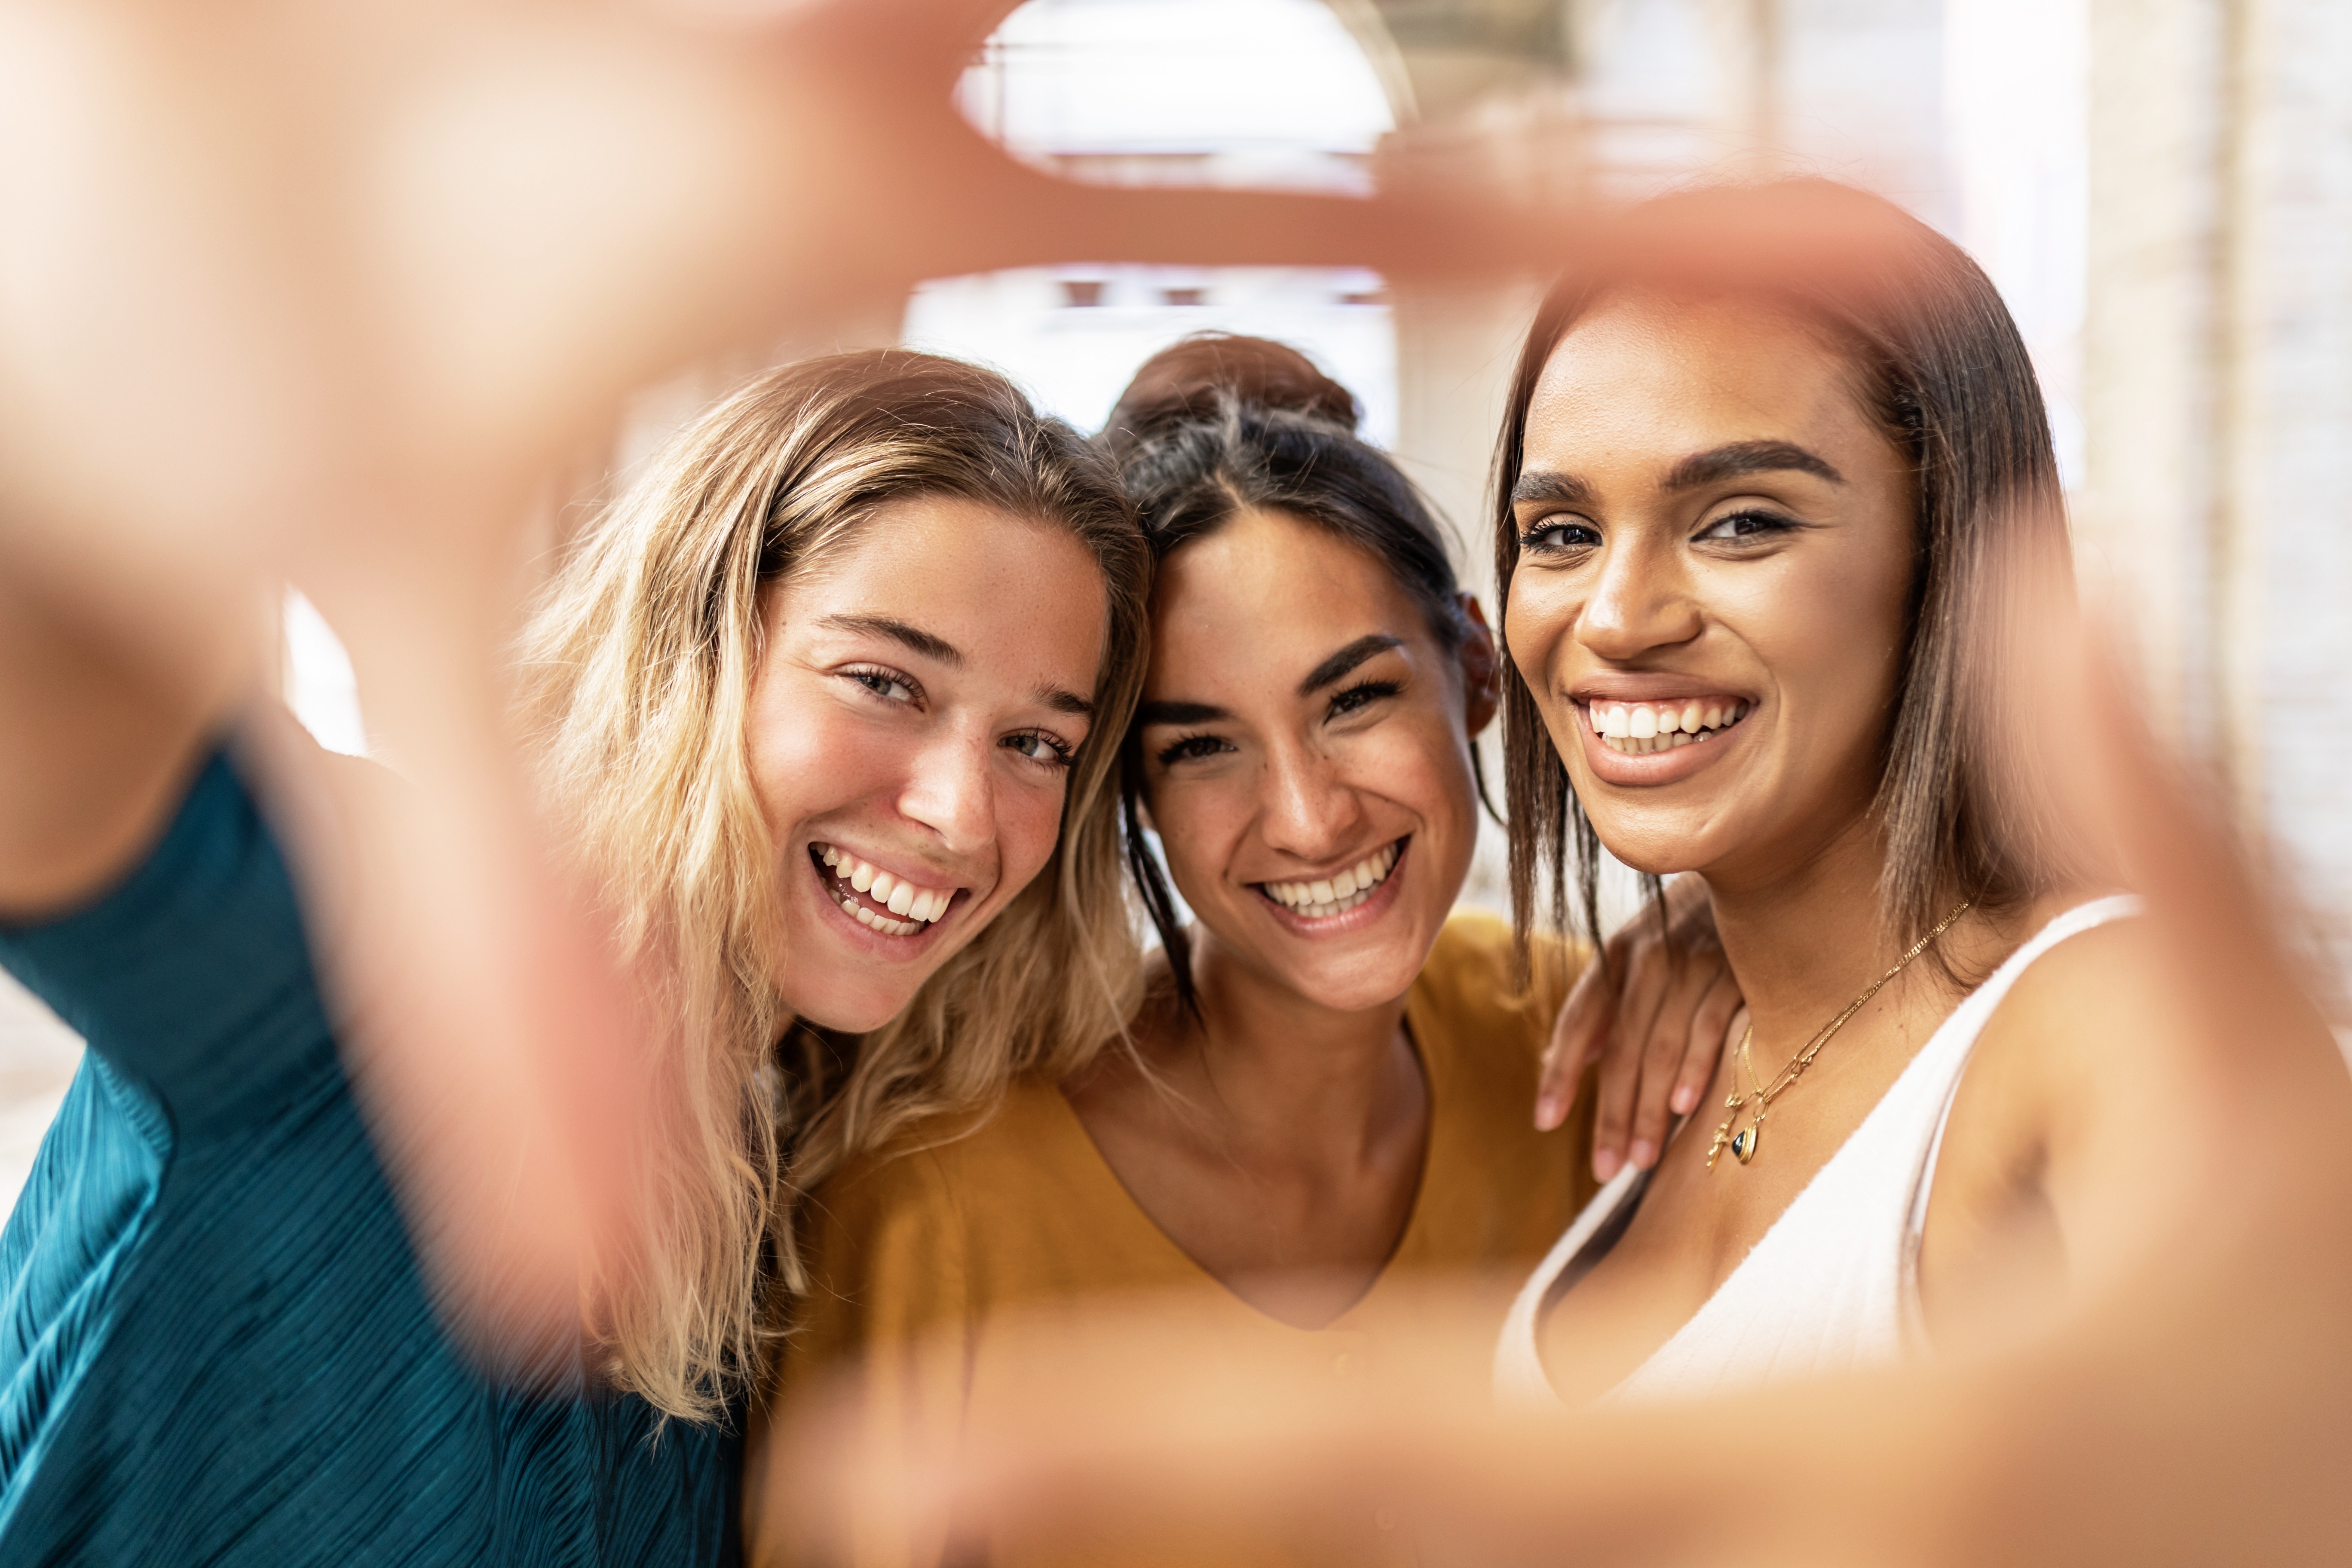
[1574,701,1755,787]
[1251,837,1411,938]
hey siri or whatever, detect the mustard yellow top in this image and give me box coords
[747,913,1594,1568]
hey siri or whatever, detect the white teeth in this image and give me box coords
[1591,700,1749,755]
[814,844,955,932]
[1260,842,1400,916]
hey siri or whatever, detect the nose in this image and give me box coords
[896,726,997,859]
[1256,735,1363,867]
[1578,531,1702,662]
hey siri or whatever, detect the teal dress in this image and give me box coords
[0,753,740,1564]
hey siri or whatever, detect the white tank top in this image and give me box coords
[1494,897,2141,1407]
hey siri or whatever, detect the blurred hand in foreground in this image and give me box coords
[0,0,1612,1367]
[769,616,2352,1567]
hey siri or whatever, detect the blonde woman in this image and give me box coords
[0,351,1146,1564]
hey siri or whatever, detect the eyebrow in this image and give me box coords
[1662,440,1845,490]
[1298,634,1404,697]
[822,614,963,666]
[1510,441,1845,511]
[1510,470,1596,508]
[830,612,1091,719]
[1039,684,1095,719]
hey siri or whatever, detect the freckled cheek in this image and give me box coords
[743,682,895,845]
[1343,720,1470,844]
[989,783,1072,906]
[1143,783,1251,906]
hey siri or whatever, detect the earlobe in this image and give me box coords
[1459,594,1501,738]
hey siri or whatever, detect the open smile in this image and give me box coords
[1584,696,1751,755]
[1251,836,1407,925]
[808,843,964,939]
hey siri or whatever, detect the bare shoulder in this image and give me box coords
[1948,897,2161,1145]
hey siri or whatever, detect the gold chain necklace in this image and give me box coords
[1706,900,1973,1171]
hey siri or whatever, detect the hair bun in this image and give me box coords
[1105,333,1360,448]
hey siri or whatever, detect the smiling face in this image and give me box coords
[1502,291,1916,891]
[1136,507,1492,1016]
[746,492,1108,1031]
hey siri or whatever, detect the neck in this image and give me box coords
[1159,933,1421,1167]
[1702,812,1942,1054]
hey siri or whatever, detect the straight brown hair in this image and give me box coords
[1493,181,2067,965]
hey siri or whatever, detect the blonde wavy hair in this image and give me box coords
[518,350,1151,1421]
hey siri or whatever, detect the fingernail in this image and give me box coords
[1534,1095,1561,1130]
[1593,1148,1623,1182]
[1671,1085,1699,1115]
[1629,1138,1659,1169]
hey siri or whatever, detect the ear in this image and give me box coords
[1458,593,1500,739]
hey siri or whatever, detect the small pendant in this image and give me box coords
[1730,1124,1760,1164]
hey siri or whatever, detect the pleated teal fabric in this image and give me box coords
[0,753,741,1565]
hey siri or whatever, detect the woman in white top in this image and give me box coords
[1491,181,2170,1406]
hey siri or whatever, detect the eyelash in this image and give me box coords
[1151,678,1400,768]
[1518,517,1601,555]
[845,665,1075,771]
[1517,507,1804,555]
[841,664,921,705]
[1329,679,1400,718]
[1695,507,1802,542]
[1004,730,1076,769]
[1155,733,1231,768]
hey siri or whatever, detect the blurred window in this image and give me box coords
[903,0,1401,445]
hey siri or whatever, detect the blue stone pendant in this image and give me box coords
[1730,1125,1759,1164]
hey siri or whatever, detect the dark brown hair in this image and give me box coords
[1102,334,1474,1014]
[1493,181,2067,962]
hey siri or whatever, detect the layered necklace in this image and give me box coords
[1706,900,1973,1172]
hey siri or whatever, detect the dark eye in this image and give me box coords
[1154,733,1233,767]
[1002,730,1075,769]
[1694,508,1801,543]
[1518,517,1602,557]
[1329,680,1401,720]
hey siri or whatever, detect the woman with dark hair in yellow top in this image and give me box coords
[743,338,1733,1567]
